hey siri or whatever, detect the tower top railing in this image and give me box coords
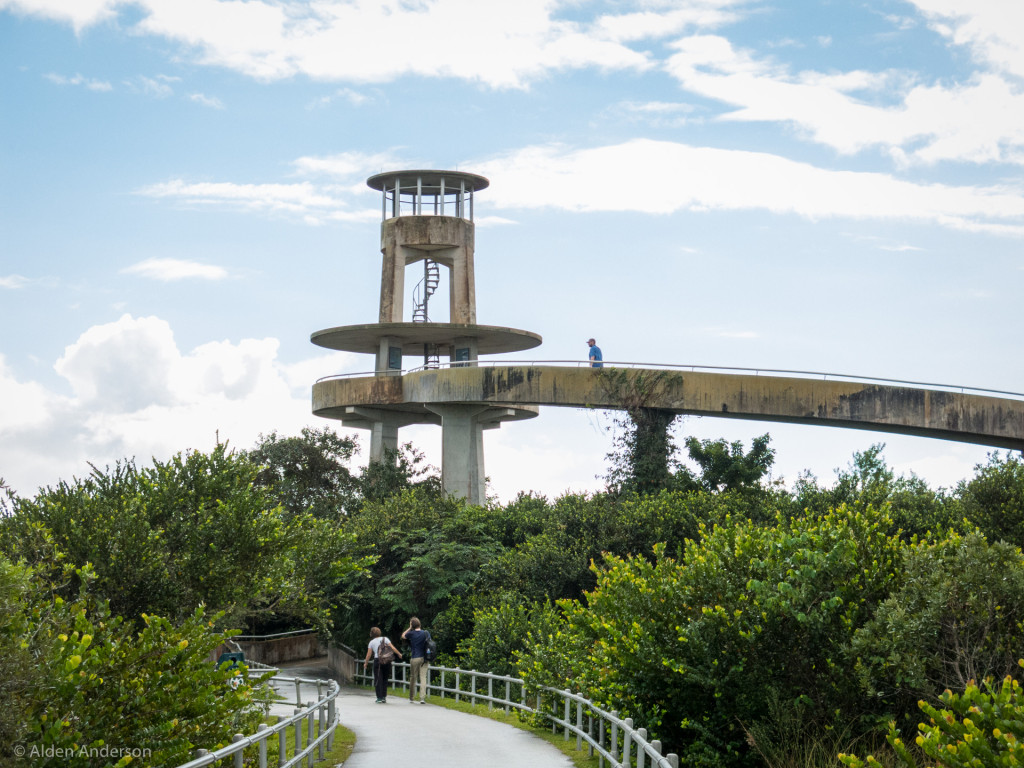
[366,169,489,221]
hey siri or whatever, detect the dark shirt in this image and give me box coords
[405,628,429,658]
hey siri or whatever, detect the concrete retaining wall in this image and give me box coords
[328,645,357,684]
[212,632,324,665]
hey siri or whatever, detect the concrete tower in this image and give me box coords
[311,170,541,504]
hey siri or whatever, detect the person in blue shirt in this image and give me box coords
[401,617,432,704]
[587,338,603,368]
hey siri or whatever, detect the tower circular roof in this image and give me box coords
[366,170,489,193]
[311,322,540,355]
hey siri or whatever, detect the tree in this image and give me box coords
[247,427,360,518]
[604,408,680,495]
[0,445,365,632]
[357,443,441,504]
[793,444,957,539]
[956,451,1024,547]
[335,488,492,652]
[677,433,776,494]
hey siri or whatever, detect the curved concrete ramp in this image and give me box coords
[270,665,573,768]
[335,687,574,768]
[314,365,1024,450]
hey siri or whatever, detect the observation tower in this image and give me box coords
[311,170,541,504]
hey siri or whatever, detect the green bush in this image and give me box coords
[457,595,563,677]
[2,555,270,768]
[956,452,1024,548]
[518,506,906,768]
[853,533,1024,727]
[840,665,1024,768]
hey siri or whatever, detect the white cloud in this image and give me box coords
[878,244,925,252]
[135,178,375,223]
[664,33,1024,165]
[714,329,759,339]
[291,150,405,179]
[2,0,709,89]
[44,72,113,91]
[0,314,359,495]
[55,314,179,410]
[0,275,29,289]
[188,92,224,109]
[308,87,372,109]
[1,0,120,32]
[604,99,697,127]
[474,215,518,227]
[134,74,176,97]
[139,139,1024,232]
[0,354,55,431]
[908,1,1024,79]
[475,139,1024,234]
[590,3,745,43]
[121,257,229,281]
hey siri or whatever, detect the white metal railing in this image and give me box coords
[172,672,340,768]
[354,662,679,768]
[314,359,1024,401]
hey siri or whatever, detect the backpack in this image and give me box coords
[425,633,437,663]
[377,638,395,664]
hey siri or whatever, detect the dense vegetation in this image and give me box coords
[3,422,1024,767]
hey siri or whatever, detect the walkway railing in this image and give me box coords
[172,671,340,768]
[355,662,679,768]
[316,359,1024,401]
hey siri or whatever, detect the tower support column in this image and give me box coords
[369,420,400,462]
[424,403,491,504]
[337,407,439,465]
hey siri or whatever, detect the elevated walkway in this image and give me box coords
[315,362,1024,451]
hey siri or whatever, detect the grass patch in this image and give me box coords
[265,715,356,767]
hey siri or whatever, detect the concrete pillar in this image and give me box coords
[344,407,437,465]
[424,404,490,504]
[369,420,400,463]
[447,237,475,324]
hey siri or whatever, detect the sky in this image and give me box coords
[1,0,1023,502]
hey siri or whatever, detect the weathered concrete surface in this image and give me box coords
[314,365,1024,450]
[379,216,476,323]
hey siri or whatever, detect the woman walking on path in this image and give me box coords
[364,626,402,703]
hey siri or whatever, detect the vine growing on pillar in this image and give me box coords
[594,369,685,495]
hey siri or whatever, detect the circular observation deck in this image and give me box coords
[367,170,489,221]
[311,323,542,356]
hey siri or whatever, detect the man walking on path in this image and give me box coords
[587,338,603,368]
[402,617,431,704]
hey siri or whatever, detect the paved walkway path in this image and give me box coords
[270,660,574,768]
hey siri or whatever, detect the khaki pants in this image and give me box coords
[409,657,429,701]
